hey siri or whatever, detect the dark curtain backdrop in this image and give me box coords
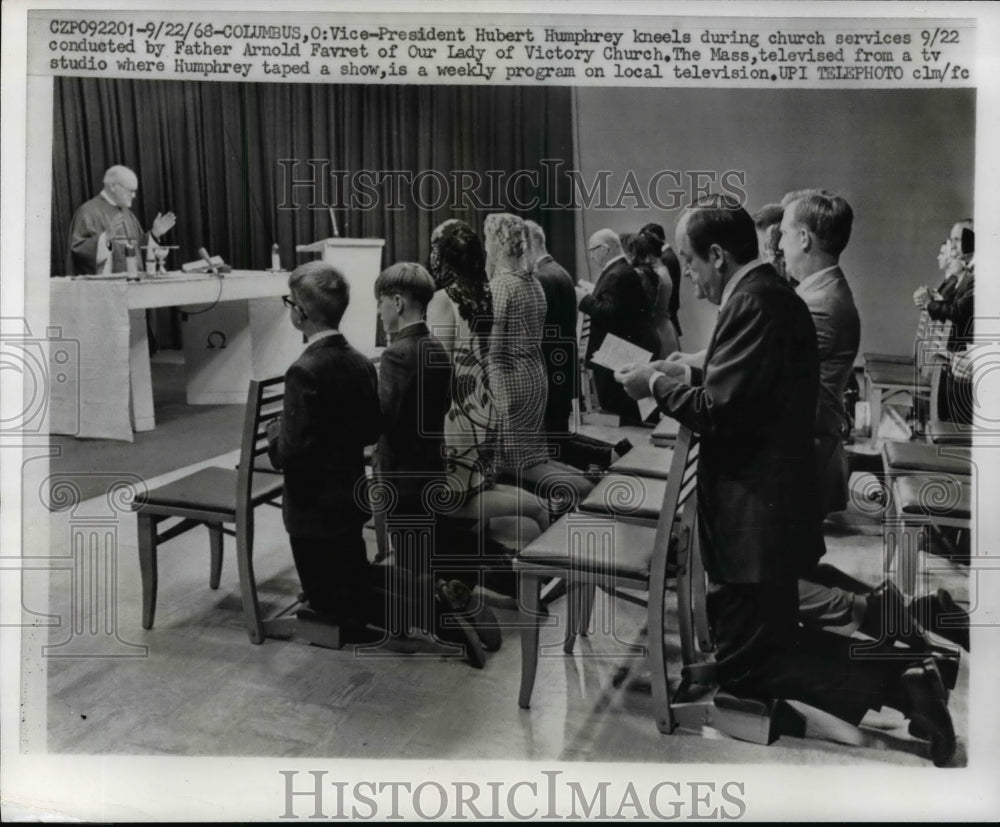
[52,78,577,332]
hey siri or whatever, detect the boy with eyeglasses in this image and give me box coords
[267,261,382,638]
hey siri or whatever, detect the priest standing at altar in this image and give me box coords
[66,165,176,275]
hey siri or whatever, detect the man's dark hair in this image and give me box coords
[681,194,759,265]
[289,261,350,327]
[752,203,784,230]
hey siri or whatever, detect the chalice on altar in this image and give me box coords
[154,246,178,275]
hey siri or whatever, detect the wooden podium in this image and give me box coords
[295,238,386,352]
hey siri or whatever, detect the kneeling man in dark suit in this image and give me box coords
[616,196,956,766]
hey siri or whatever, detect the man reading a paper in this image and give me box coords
[576,228,660,424]
[66,165,176,275]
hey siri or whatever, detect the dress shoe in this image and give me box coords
[910,589,970,652]
[440,579,502,652]
[861,580,928,650]
[341,622,389,646]
[933,650,960,692]
[434,581,486,669]
[466,596,503,652]
[901,659,956,767]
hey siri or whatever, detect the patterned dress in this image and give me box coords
[435,292,499,497]
[488,270,549,471]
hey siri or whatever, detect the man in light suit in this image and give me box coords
[779,190,860,517]
[616,196,956,765]
[781,192,967,653]
[577,228,660,423]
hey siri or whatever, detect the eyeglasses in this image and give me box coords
[587,243,606,253]
[282,295,307,317]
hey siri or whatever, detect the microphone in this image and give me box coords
[198,246,222,276]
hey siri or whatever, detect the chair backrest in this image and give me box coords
[926,349,974,442]
[917,318,952,383]
[235,375,286,514]
[912,308,930,359]
[647,425,701,660]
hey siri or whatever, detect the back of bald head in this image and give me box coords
[524,219,547,253]
[104,165,137,189]
[588,228,622,256]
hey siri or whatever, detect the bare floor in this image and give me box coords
[39,456,969,767]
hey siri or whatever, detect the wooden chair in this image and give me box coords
[883,373,973,596]
[885,474,972,596]
[514,428,707,729]
[578,473,668,527]
[515,426,803,744]
[881,440,971,494]
[924,352,974,445]
[133,376,285,644]
[864,316,951,435]
[609,442,674,479]
[650,415,681,447]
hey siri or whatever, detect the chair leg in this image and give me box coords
[208,524,224,590]
[235,518,265,644]
[648,580,674,736]
[898,525,923,597]
[518,572,542,709]
[137,513,158,630]
[563,575,580,654]
[868,384,882,439]
[691,547,713,654]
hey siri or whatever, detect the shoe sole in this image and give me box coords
[902,664,956,767]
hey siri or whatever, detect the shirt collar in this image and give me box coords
[534,254,553,268]
[100,190,119,207]
[795,264,839,293]
[601,252,627,276]
[720,258,763,308]
[307,329,340,346]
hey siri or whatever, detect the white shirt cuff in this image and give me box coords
[648,371,664,396]
[648,365,691,397]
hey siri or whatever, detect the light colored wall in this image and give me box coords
[572,87,975,357]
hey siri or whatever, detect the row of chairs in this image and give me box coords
[880,439,972,596]
[863,311,971,443]
[128,371,969,747]
[131,371,600,646]
[864,309,974,595]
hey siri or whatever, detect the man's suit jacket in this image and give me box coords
[375,322,453,511]
[268,334,381,537]
[928,272,974,351]
[580,256,660,361]
[661,245,683,337]
[796,267,860,514]
[651,264,825,584]
[533,255,579,426]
